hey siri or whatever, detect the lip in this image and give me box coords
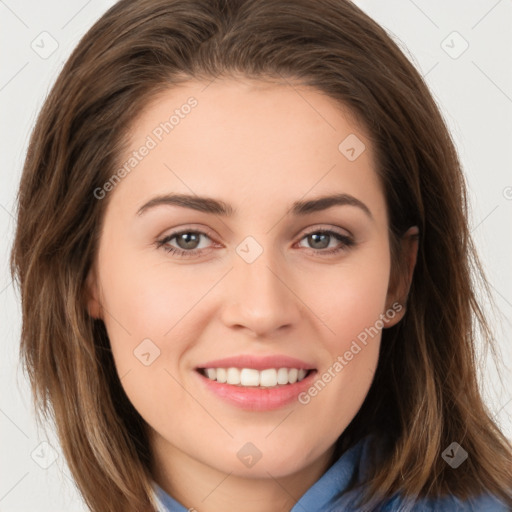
[196,354,316,371]
[195,368,318,411]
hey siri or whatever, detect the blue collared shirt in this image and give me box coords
[151,434,509,511]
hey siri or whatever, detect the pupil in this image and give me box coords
[310,233,329,249]
[178,233,199,249]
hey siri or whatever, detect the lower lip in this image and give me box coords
[195,369,317,411]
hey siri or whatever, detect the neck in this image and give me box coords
[150,434,336,512]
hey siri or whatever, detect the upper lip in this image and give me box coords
[196,355,316,371]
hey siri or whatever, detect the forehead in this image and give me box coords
[109,78,385,221]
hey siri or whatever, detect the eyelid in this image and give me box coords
[156,224,218,242]
[157,224,350,243]
[299,224,352,238]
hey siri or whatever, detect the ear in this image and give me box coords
[84,266,103,319]
[384,226,419,327]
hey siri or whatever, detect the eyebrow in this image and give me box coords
[136,192,373,220]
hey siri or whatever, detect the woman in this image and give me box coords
[10,0,512,510]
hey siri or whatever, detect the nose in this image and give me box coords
[219,245,302,337]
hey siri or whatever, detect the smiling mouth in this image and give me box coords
[196,367,316,388]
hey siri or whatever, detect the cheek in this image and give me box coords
[97,248,223,388]
[96,258,200,422]
[309,247,391,344]
[98,243,203,334]
[299,243,390,406]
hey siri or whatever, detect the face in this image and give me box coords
[87,78,415,482]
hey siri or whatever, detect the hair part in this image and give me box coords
[10,0,512,510]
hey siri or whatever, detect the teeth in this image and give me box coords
[276,368,288,385]
[241,368,260,386]
[260,369,277,387]
[227,367,241,385]
[201,367,309,387]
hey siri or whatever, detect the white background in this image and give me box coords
[1,1,511,510]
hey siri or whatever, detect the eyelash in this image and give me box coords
[155,228,355,258]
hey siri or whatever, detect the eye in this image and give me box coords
[156,227,355,258]
[297,229,355,255]
[156,230,215,258]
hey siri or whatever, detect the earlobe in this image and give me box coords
[384,226,419,327]
[84,267,102,319]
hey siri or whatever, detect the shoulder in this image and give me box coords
[354,434,510,511]
[379,491,510,511]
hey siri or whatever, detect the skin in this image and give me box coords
[86,78,418,512]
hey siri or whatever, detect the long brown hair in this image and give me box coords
[10,0,512,510]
